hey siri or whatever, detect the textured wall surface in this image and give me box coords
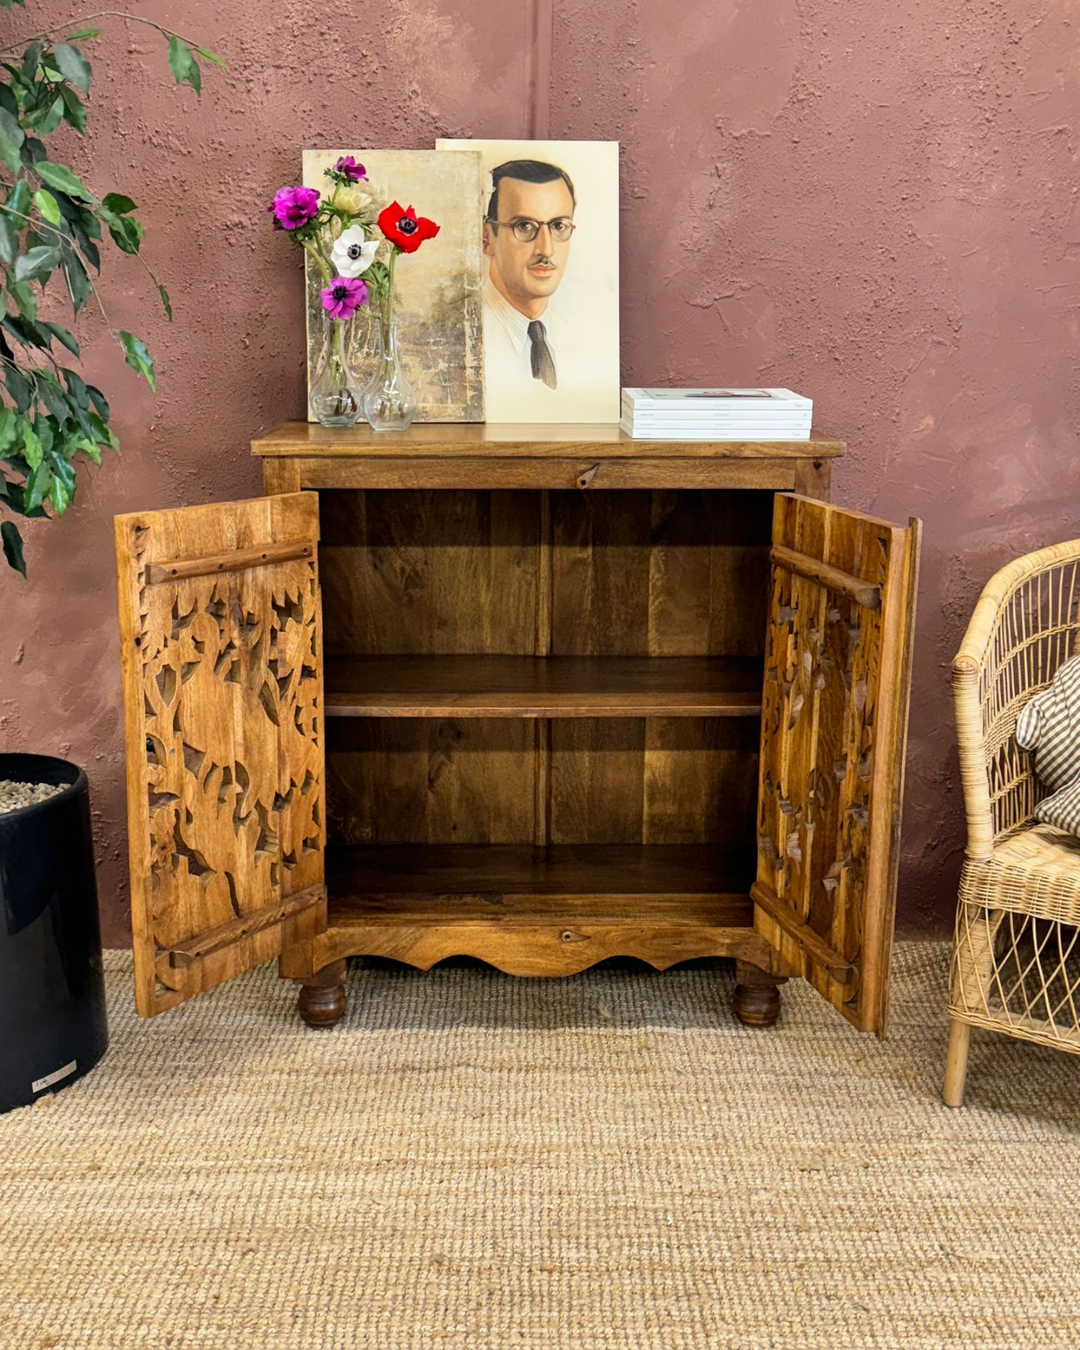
[2,0,1076,945]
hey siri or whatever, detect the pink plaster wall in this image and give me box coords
[2,0,1077,945]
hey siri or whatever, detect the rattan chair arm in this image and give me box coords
[953,652,996,859]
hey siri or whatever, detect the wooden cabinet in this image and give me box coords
[114,424,920,1035]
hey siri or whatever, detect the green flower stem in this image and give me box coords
[302,240,351,381]
[302,241,333,288]
[380,246,398,348]
[332,318,348,372]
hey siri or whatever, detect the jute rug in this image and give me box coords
[2,943,1078,1350]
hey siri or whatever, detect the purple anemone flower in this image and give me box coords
[320,275,369,320]
[269,185,320,230]
[334,155,367,181]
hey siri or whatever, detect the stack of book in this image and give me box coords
[620,387,813,440]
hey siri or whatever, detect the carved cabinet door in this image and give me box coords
[115,492,327,1017]
[753,494,921,1035]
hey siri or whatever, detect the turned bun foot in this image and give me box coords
[733,959,785,1027]
[298,960,347,1029]
[733,980,781,1026]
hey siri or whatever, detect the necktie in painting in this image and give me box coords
[527,320,557,389]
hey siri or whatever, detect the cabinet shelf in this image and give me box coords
[323,655,762,719]
[326,843,754,923]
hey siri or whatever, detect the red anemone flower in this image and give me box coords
[378,202,440,254]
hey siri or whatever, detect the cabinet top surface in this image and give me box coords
[250,421,845,460]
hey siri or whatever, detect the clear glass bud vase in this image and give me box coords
[362,255,417,431]
[310,318,362,428]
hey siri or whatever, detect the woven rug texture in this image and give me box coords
[2,942,1078,1350]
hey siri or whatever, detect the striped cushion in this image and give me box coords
[1016,655,1080,835]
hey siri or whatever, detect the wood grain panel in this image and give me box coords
[251,421,846,458]
[550,490,772,657]
[327,718,535,845]
[292,457,807,492]
[322,654,763,717]
[647,490,771,655]
[549,717,759,847]
[319,489,539,656]
[551,492,654,654]
[326,842,752,903]
[643,717,760,846]
[549,719,647,844]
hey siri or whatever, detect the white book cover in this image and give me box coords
[622,432,812,442]
[623,421,810,432]
[620,418,810,442]
[622,414,812,428]
[622,410,813,425]
[622,394,811,414]
[623,386,811,410]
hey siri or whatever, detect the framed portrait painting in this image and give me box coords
[303,148,485,422]
[436,138,621,424]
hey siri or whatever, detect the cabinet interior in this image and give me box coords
[318,488,773,912]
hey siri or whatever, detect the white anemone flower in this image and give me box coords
[331,225,379,278]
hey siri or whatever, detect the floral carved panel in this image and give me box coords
[754,494,919,1033]
[115,493,325,1015]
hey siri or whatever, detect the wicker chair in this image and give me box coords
[945,540,1080,1107]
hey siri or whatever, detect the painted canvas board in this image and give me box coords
[436,139,620,424]
[303,149,485,422]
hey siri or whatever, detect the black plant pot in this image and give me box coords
[0,753,108,1113]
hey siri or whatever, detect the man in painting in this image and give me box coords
[482,159,577,399]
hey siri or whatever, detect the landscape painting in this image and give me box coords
[303,148,485,422]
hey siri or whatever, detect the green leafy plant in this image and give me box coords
[0,2,223,575]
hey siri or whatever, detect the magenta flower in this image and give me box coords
[269,185,320,230]
[321,275,369,319]
[333,155,367,182]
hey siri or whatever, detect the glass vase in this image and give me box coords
[310,317,362,428]
[362,255,417,431]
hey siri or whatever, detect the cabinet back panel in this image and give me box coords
[327,719,536,845]
[549,718,760,846]
[320,489,772,660]
[550,490,773,657]
[327,717,757,848]
[321,488,768,854]
[320,490,540,656]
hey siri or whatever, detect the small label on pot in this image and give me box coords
[31,1060,77,1093]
